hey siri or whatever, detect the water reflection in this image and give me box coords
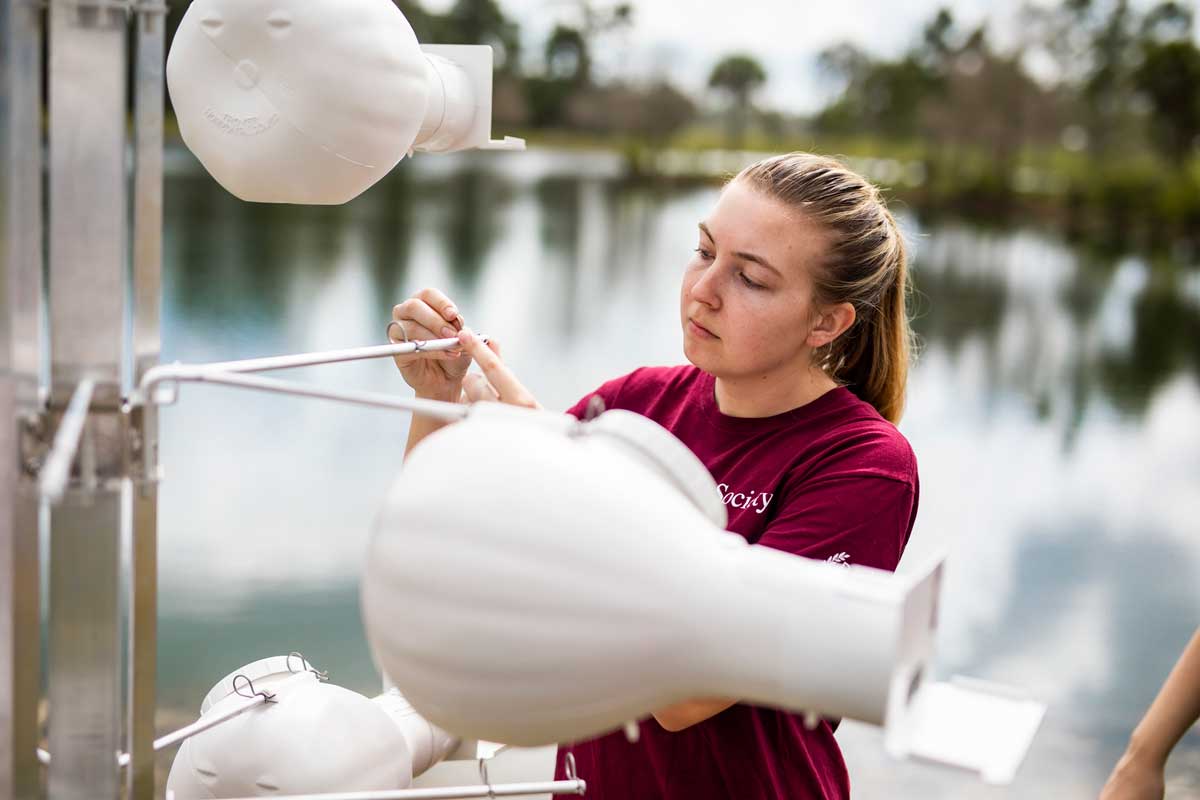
[158,148,1200,797]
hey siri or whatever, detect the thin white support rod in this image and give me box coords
[204,779,587,800]
[128,335,486,413]
[136,334,485,393]
[38,378,94,502]
[116,689,273,767]
[147,370,468,422]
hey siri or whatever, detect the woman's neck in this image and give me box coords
[713,365,839,419]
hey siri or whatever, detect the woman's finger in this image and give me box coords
[462,372,501,403]
[393,298,461,340]
[456,327,539,408]
[389,320,464,362]
[414,287,464,331]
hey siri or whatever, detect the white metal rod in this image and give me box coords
[128,335,486,412]
[38,377,94,502]
[206,779,587,800]
[115,689,271,768]
[139,334,485,386]
[175,372,468,422]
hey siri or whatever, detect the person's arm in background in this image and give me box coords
[1101,626,1200,800]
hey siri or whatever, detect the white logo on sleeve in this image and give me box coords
[716,483,774,515]
[826,552,851,567]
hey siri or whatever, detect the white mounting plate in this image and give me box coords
[418,44,525,153]
[892,675,1046,784]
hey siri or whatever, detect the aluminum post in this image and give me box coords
[1,1,47,798]
[46,1,131,798]
[127,2,165,798]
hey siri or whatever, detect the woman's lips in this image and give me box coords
[688,319,719,339]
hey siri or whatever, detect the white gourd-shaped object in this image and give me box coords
[362,402,920,743]
[165,656,458,799]
[361,402,1045,785]
[166,0,522,205]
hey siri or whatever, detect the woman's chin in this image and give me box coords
[682,339,718,371]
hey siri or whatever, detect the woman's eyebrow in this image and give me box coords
[698,222,782,277]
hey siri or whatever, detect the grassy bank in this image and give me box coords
[515,128,1200,256]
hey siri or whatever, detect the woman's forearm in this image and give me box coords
[1126,627,1200,766]
[652,697,738,732]
[404,388,461,460]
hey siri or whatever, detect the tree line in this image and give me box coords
[146,0,1196,166]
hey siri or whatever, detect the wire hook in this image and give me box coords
[286,651,328,682]
[232,674,277,704]
[386,320,409,344]
[477,757,496,799]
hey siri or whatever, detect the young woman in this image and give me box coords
[389,152,921,799]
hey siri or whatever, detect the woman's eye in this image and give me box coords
[738,271,764,290]
[693,247,712,260]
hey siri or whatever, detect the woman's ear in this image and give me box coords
[806,302,856,349]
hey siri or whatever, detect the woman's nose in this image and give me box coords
[690,264,721,307]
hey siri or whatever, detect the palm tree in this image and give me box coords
[708,54,767,148]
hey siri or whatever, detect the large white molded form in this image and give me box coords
[166,0,525,206]
[361,402,1045,784]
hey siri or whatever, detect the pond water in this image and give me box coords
[156,146,1200,798]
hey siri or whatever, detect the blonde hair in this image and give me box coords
[730,152,917,425]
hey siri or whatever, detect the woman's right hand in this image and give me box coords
[390,288,471,399]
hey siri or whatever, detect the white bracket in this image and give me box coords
[416,44,525,154]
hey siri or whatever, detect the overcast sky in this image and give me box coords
[420,0,1198,115]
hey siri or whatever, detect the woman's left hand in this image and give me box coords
[455,327,543,410]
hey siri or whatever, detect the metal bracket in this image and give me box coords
[18,410,51,479]
[21,389,158,494]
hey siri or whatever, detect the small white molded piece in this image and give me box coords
[887,676,1046,784]
[416,44,526,155]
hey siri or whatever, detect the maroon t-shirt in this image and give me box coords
[554,364,920,800]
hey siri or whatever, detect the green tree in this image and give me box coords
[434,0,523,74]
[1133,4,1200,163]
[1021,0,1146,155]
[815,50,939,139]
[545,24,590,84]
[707,54,767,148]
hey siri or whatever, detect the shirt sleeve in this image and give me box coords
[754,474,917,573]
[563,369,639,419]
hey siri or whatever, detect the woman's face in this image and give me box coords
[680,179,831,380]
